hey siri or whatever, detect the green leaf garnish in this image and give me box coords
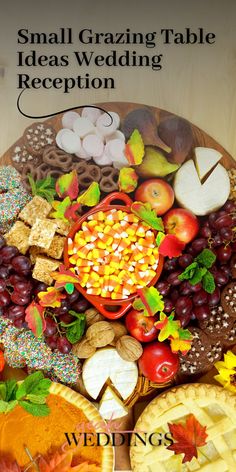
[18,400,50,417]
[27,174,56,203]
[178,249,216,294]
[0,372,51,416]
[60,311,86,344]
[196,249,216,269]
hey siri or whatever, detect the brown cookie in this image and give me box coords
[10,140,42,171]
[221,282,236,318]
[43,145,73,171]
[100,166,119,193]
[23,122,56,156]
[230,254,236,279]
[179,327,212,376]
[206,339,223,364]
[222,317,236,348]
[198,304,234,338]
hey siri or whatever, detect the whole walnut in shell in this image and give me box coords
[86,321,115,347]
[85,308,104,326]
[116,335,143,361]
[109,321,128,346]
[72,338,96,359]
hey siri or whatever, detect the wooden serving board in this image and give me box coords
[1,102,236,167]
[0,103,235,471]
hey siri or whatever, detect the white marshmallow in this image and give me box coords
[62,111,80,130]
[106,130,125,142]
[82,107,102,124]
[60,129,81,154]
[96,112,120,136]
[56,128,71,149]
[82,134,104,158]
[93,153,113,166]
[73,117,95,138]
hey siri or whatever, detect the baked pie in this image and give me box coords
[0,382,113,471]
[130,383,236,471]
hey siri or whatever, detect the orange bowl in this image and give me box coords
[64,192,164,319]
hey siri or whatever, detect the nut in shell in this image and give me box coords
[85,308,104,326]
[116,335,143,361]
[109,321,128,346]
[86,321,115,348]
[72,338,96,358]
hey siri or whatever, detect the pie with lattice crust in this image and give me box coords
[130,383,236,471]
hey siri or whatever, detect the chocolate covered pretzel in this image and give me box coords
[43,145,73,171]
[100,166,119,193]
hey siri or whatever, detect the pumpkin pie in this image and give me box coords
[0,382,113,471]
[130,383,236,471]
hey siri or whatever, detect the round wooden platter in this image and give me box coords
[0,101,236,168]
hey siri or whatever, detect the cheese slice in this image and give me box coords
[82,348,138,400]
[99,386,128,420]
[195,147,222,180]
[174,159,230,215]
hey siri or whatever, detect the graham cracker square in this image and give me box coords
[29,218,57,249]
[19,196,52,226]
[32,256,59,285]
[5,221,30,255]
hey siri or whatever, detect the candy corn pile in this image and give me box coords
[67,209,159,299]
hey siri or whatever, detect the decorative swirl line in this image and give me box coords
[16,89,113,125]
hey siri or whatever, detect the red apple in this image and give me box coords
[135,179,174,215]
[163,208,199,244]
[125,309,158,343]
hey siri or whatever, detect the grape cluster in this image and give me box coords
[156,200,236,328]
[0,235,90,354]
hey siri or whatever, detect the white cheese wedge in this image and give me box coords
[99,386,128,420]
[82,348,138,400]
[195,147,222,180]
[174,160,230,215]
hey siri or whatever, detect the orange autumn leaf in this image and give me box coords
[0,459,21,472]
[69,462,101,472]
[38,450,73,472]
[167,414,208,463]
[38,287,66,308]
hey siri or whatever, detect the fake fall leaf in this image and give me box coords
[131,202,164,231]
[56,170,79,200]
[118,167,138,193]
[25,301,46,338]
[38,287,66,308]
[38,450,100,472]
[0,459,21,472]
[51,265,81,292]
[125,129,145,165]
[64,202,81,221]
[77,182,100,207]
[155,313,181,342]
[133,286,164,317]
[169,328,193,355]
[167,414,208,463]
[158,234,185,258]
[51,197,71,221]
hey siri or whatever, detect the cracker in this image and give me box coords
[29,246,42,264]
[45,235,65,259]
[19,196,52,226]
[32,256,59,285]
[5,221,30,255]
[51,218,71,236]
[29,218,57,249]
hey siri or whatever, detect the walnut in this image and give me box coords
[85,308,104,326]
[86,321,115,347]
[116,335,143,361]
[72,338,96,358]
[109,321,128,346]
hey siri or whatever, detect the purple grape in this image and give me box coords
[191,238,207,254]
[192,289,208,306]
[0,246,19,263]
[0,290,11,307]
[164,258,178,272]
[167,270,182,286]
[11,291,31,306]
[179,281,192,296]
[200,225,212,238]
[11,256,31,276]
[178,254,193,269]
[8,305,25,320]
[155,281,170,296]
[0,236,6,249]
[0,267,10,279]
[214,215,233,229]
[217,245,232,263]
[163,298,174,314]
[214,270,229,287]
[72,298,90,312]
[175,296,193,317]
[208,287,220,306]
[0,280,6,292]
[44,317,57,337]
[194,304,210,322]
[57,337,72,354]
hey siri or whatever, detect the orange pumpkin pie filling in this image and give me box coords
[0,383,113,471]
